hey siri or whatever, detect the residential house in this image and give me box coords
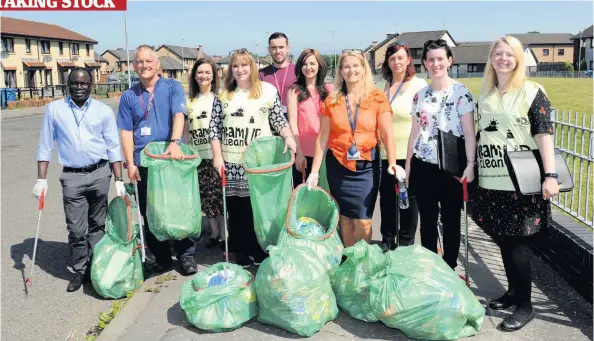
[508,33,574,69]
[570,25,593,71]
[101,48,135,73]
[158,56,183,82]
[453,41,537,75]
[94,52,109,82]
[366,30,456,74]
[1,16,101,88]
[156,45,208,78]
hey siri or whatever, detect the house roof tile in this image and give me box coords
[1,16,97,43]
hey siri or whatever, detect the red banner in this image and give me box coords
[0,0,126,10]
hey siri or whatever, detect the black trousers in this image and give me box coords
[379,159,419,246]
[492,235,533,308]
[292,156,314,188]
[226,195,267,259]
[138,167,195,265]
[409,156,463,269]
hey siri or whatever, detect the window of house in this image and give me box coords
[86,44,90,56]
[40,40,51,54]
[72,43,79,55]
[45,70,53,86]
[25,39,31,53]
[411,48,422,59]
[59,42,64,55]
[558,49,564,56]
[414,65,422,73]
[468,64,478,72]
[4,70,16,87]
[1,38,14,53]
[543,49,549,56]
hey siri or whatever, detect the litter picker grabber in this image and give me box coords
[394,178,401,248]
[461,178,470,287]
[221,166,229,263]
[25,190,45,291]
[133,183,147,263]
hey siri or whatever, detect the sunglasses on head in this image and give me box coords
[388,40,407,49]
[423,39,448,49]
[229,48,250,56]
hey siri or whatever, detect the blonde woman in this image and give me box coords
[473,36,558,331]
[306,51,403,247]
[210,49,296,267]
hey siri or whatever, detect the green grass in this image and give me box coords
[376,77,594,227]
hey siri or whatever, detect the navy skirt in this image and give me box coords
[326,148,380,219]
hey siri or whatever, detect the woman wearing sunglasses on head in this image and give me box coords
[378,41,428,251]
[286,48,334,185]
[306,50,401,247]
[209,49,297,268]
[406,39,476,271]
[473,36,558,331]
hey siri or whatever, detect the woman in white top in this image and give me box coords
[209,49,296,268]
[379,41,428,251]
[186,58,225,250]
[406,40,476,273]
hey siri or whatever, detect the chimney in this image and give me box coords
[116,48,123,50]
[372,41,378,47]
[198,45,203,58]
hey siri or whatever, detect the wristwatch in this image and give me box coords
[544,173,558,179]
[115,177,124,182]
[170,139,182,145]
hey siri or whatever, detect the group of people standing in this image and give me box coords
[34,31,560,333]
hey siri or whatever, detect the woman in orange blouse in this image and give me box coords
[306,51,404,247]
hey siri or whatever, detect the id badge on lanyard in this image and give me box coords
[139,88,155,136]
[345,95,361,161]
[273,66,289,115]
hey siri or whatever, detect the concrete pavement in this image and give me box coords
[97,211,593,341]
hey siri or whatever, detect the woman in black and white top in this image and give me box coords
[209,49,296,268]
[406,40,476,274]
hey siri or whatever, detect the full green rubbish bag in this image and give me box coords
[179,262,258,332]
[242,136,294,251]
[140,141,202,241]
[255,245,338,337]
[329,240,387,322]
[276,184,343,271]
[91,192,144,299]
[368,245,485,340]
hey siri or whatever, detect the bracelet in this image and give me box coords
[544,172,558,179]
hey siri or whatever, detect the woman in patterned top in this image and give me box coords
[406,40,476,272]
[209,49,296,268]
[473,36,559,331]
[186,58,225,250]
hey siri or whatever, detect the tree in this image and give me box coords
[322,54,338,77]
[527,31,540,34]
[562,61,574,72]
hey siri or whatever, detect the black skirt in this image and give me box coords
[472,186,551,236]
[325,148,380,220]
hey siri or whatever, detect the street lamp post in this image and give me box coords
[124,11,131,88]
[181,38,185,82]
[578,30,583,72]
[332,30,336,76]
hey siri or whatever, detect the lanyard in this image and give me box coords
[386,81,405,104]
[70,100,90,127]
[138,86,155,122]
[272,65,289,101]
[345,95,360,134]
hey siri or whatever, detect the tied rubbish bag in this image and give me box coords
[140,141,202,241]
[91,193,143,299]
[242,136,294,251]
[329,240,387,322]
[255,245,338,337]
[368,245,484,340]
[179,262,258,332]
[277,184,343,271]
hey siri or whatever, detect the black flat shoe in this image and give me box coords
[501,307,536,331]
[67,273,85,292]
[205,238,220,249]
[488,293,516,310]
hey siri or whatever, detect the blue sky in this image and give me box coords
[3,1,592,56]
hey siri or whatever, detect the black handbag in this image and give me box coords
[436,129,467,178]
[503,147,574,195]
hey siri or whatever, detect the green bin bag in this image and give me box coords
[329,240,387,322]
[255,245,338,337]
[242,136,294,251]
[318,156,330,193]
[368,245,485,340]
[276,184,343,271]
[140,141,202,241]
[91,194,144,299]
[179,262,258,332]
